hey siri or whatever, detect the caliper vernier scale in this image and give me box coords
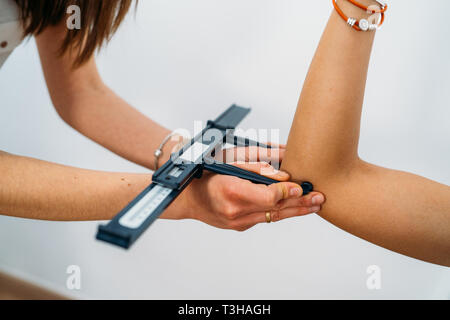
[96,105,313,249]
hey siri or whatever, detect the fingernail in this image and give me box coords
[312,194,325,205]
[289,187,302,197]
[277,171,290,179]
[310,206,321,213]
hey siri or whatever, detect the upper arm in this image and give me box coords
[35,21,105,117]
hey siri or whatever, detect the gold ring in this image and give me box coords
[265,211,272,223]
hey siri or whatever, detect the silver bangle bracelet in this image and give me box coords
[154,132,189,170]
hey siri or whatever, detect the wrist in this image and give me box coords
[153,133,193,220]
[155,133,188,170]
[339,0,382,19]
[159,181,197,220]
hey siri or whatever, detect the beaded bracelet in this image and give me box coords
[332,0,388,32]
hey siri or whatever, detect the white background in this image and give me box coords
[0,0,449,299]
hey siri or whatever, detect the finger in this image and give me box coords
[230,205,321,231]
[246,146,284,164]
[263,142,287,149]
[228,181,305,216]
[274,192,326,210]
[219,146,285,165]
[231,161,290,181]
[271,206,321,222]
[262,142,286,163]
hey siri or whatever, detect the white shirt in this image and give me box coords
[0,0,22,69]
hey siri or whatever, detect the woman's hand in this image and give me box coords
[181,167,324,231]
[163,146,325,231]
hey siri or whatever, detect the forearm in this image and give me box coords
[0,151,183,221]
[282,4,450,265]
[283,3,375,180]
[56,83,177,170]
[317,161,450,265]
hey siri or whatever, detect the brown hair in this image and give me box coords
[14,0,135,67]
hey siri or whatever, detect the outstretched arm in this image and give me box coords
[0,151,152,221]
[1,150,321,230]
[282,1,450,266]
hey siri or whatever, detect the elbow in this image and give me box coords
[52,99,76,127]
[49,80,108,128]
[283,152,364,187]
[283,157,367,205]
[51,94,91,133]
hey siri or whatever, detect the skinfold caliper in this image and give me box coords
[96,105,313,249]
